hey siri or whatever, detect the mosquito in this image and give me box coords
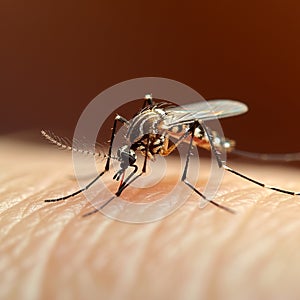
[42,94,300,215]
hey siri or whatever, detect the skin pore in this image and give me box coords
[1,133,300,300]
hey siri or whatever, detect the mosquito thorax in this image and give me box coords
[126,105,167,144]
[117,145,137,168]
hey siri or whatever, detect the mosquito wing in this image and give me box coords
[164,100,248,126]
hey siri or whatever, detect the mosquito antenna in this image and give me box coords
[41,130,106,158]
[232,149,300,162]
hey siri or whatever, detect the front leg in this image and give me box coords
[45,115,128,203]
[83,136,151,216]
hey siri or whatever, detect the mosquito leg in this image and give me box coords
[183,179,235,213]
[116,135,149,193]
[45,115,128,202]
[203,124,300,196]
[223,165,300,196]
[82,165,140,217]
[83,163,146,217]
[201,123,223,168]
[142,135,150,172]
[117,136,149,194]
[115,165,140,196]
[106,115,129,170]
[181,122,235,214]
[83,136,151,216]
[45,171,106,202]
[160,126,195,156]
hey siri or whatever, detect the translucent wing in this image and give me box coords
[164,100,248,126]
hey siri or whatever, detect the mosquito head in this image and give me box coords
[117,145,137,169]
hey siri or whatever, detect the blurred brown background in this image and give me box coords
[1,1,300,152]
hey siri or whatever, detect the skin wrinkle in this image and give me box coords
[207,197,266,299]
[2,187,44,220]
[221,203,300,299]
[84,222,149,298]
[2,135,300,299]
[1,180,81,291]
[34,203,97,299]
[39,216,85,299]
[0,200,43,248]
[0,183,33,213]
[230,230,285,298]
[130,222,180,298]
[1,217,49,299]
[113,226,155,299]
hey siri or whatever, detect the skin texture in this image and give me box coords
[1,133,300,300]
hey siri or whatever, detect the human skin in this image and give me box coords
[1,134,300,300]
